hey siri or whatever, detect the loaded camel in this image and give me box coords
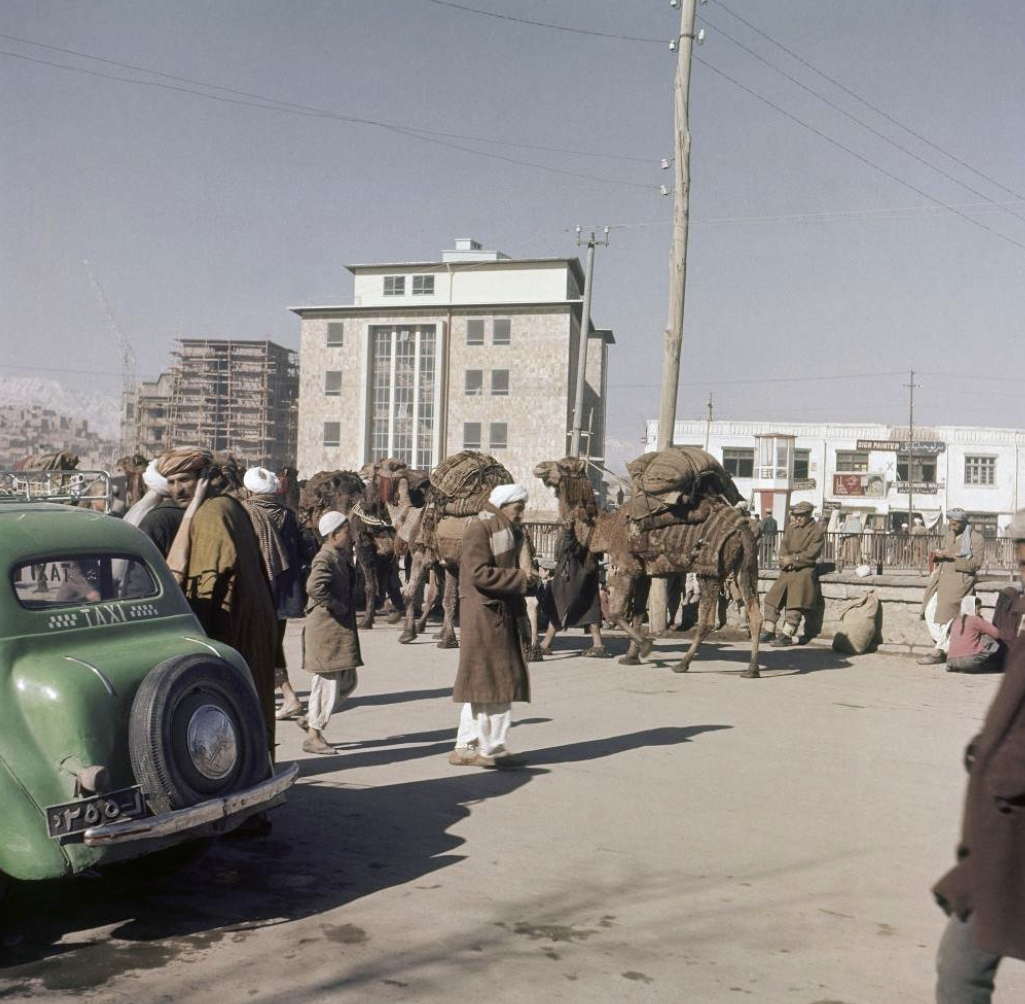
[534,456,763,677]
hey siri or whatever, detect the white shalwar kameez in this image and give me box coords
[307,668,358,732]
[924,593,953,654]
[454,702,512,757]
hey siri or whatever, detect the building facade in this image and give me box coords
[647,418,1025,535]
[0,404,116,470]
[292,239,613,513]
[129,371,173,459]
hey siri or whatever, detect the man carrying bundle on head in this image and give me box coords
[156,447,278,759]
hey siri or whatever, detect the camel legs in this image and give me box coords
[611,572,653,665]
[417,570,437,634]
[436,566,459,649]
[399,551,431,644]
[672,576,719,673]
[357,550,377,630]
[738,571,762,679]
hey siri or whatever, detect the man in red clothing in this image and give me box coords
[946,596,1001,674]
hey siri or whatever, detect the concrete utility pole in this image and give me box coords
[650,0,699,636]
[905,369,918,530]
[569,226,609,458]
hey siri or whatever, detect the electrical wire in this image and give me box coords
[420,0,664,43]
[610,370,908,390]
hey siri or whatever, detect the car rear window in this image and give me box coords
[12,556,158,610]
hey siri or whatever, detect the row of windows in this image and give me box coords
[322,420,508,452]
[384,275,435,296]
[721,447,999,487]
[465,369,508,396]
[323,318,513,349]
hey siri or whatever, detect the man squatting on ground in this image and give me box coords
[759,500,824,647]
[300,511,362,755]
[933,509,1025,1002]
[919,508,985,666]
[450,484,538,769]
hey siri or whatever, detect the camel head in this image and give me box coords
[298,469,365,530]
[534,457,596,516]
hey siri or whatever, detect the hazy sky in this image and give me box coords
[3,0,1024,456]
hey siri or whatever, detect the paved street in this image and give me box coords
[2,623,1024,1003]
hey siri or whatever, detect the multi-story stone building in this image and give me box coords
[129,371,173,459]
[292,239,613,512]
[648,418,1025,535]
[0,404,115,469]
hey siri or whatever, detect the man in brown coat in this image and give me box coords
[759,501,824,647]
[450,484,538,769]
[918,508,985,666]
[933,509,1025,1001]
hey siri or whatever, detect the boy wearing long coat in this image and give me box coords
[933,508,1025,1001]
[450,484,538,768]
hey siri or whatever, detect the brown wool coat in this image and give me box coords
[452,506,531,705]
[303,544,364,675]
[763,520,825,612]
[934,631,1025,960]
[921,528,985,624]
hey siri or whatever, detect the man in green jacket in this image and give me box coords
[760,501,825,648]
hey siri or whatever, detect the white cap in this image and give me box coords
[244,467,280,495]
[318,510,348,537]
[489,484,529,508]
[142,459,169,495]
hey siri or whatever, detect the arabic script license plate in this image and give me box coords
[46,786,147,839]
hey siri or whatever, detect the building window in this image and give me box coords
[324,371,342,396]
[836,450,869,472]
[412,275,435,296]
[722,448,754,479]
[463,422,482,450]
[465,369,483,396]
[897,453,937,483]
[493,318,511,346]
[490,422,508,450]
[326,323,344,347]
[965,455,997,486]
[323,422,341,448]
[466,319,485,346]
[793,449,811,480]
[491,369,509,396]
[383,275,406,296]
[368,325,437,467]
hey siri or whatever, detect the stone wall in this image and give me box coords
[721,569,1018,655]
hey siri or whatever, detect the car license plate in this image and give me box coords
[46,786,147,839]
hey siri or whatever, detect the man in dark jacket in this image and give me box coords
[759,501,824,647]
[933,509,1025,1001]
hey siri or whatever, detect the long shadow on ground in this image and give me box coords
[648,641,852,676]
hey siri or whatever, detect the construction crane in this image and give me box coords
[83,259,138,458]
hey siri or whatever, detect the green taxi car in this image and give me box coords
[0,500,297,895]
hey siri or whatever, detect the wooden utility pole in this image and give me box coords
[650,0,698,635]
[704,393,713,450]
[570,227,609,457]
[906,369,918,530]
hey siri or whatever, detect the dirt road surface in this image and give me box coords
[2,624,1023,1003]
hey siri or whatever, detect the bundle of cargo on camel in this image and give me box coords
[534,445,763,678]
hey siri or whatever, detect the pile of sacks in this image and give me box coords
[626,446,741,524]
[430,450,512,516]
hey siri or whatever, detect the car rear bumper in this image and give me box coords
[81,763,299,847]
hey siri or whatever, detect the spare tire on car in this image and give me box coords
[129,654,270,811]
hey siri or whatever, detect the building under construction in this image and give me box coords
[158,339,298,470]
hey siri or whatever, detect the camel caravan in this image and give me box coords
[301,443,762,678]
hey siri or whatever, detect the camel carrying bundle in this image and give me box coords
[430,450,512,516]
[627,446,741,522]
[628,500,747,579]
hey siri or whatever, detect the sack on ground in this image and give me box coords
[832,591,880,655]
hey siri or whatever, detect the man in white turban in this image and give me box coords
[449,484,537,768]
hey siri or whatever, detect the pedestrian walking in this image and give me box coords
[933,511,1025,1002]
[946,596,1001,674]
[539,519,609,657]
[241,467,310,722]
[449,484,538,769]
[918,509,985,666]
[760,501,824,647]
[300,511,362,755]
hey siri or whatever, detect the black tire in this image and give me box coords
[129,654,270,810]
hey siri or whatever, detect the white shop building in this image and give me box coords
[646,419,1025,536]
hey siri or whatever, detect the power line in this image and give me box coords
[693,54,1025,257]
[420,0,664,43]
[714,1,1025,210]
[698,12,1025,230]
[611,370,908,389]
[0,50,656,191]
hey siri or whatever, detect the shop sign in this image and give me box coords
[832,472,886,497]
[856,439,946,455]
[896,482,940,494]
[793,478,816,491]
[823,500,842,511]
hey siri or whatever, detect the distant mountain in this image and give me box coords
[0,376,121,441]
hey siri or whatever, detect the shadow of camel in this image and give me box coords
[346,687,452,709]
[527,724,731,765]
[649,641,852,676]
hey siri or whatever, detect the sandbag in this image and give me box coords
[430,450,511,503]
[832,591,880,655]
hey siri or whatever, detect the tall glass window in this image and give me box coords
[368,325,437,467]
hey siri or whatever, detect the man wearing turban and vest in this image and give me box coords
[449,484,539,768]
[919,508,985,666]
[156,448,278,757]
